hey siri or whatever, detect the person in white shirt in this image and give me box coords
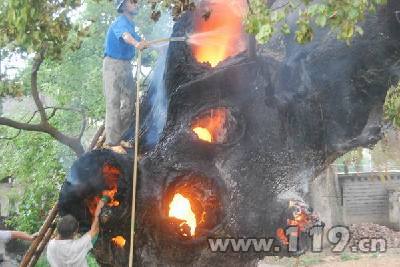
[47,199,105,267]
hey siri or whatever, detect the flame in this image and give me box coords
[192,108,228,143]
[288,210,310,232]
[112,236,126,247]
[276,228,288,245]
[168,193,197,236]
[86,164,120,217]
[193,127,212,142]
[191,0,247,67]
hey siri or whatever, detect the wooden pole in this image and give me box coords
[128,50,142,267]
[27,224,56,267]
[89,124,105,151]
[20,204,58,267]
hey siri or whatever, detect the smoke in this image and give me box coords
[142,46,169,147]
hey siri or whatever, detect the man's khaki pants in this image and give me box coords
[103,57,135,146]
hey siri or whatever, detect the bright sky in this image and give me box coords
[0,52,30,79]
[0,3,87,80]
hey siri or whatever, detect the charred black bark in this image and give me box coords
[135,1,400,265]
[59,1,400,266]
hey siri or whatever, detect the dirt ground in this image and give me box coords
[258,248,400,267]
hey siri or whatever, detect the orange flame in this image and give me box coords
[191,0,247,67]
[276,228,288,245]
[288,210,310,232]
[168,193,197,236]
[192,108,227,143]
[112,236,126,247]
[87,164,120,217]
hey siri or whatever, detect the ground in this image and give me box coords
[258,248,400,267]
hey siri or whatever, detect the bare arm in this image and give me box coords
[122,32,147,50]
[89,199,105,238]
[10,231,34,241]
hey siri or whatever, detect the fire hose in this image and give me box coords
[128,36,187,267]
[146,36,188,47]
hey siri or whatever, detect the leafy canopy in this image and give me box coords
[245,0,388,44]
[0,0,85,59]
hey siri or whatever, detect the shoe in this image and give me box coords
[103,144,127,154]
[120,140,134,149]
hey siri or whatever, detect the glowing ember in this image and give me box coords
[168,193,197,236]
[112,236,126,247]
[193,127,212,142]
[192,108,228,143]
[191,0,247,67]
[288,211,309,232]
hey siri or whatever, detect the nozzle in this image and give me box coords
[169,36,188,42]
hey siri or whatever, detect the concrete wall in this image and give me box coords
[309,166,344,227]
[338,172,400,228]
[308,166,344,247]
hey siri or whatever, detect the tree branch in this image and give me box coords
[0,47,87,156]
[0,117,47,132]
[30,48,47,123]
[78,109,87,139]
[0,115,85,156]
[0,129,22,140]
[43,106,88,139]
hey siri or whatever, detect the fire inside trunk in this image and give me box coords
[163,174,223,241]
[58,150,132,266]
[191,107,238,144]
[190,0,247,67]
[86,164,120,217]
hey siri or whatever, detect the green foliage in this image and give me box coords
[37,3,113,121]
[0,0,85,59]
[0,128,70,233]
[384,83,400,128]
[245,0,387,44]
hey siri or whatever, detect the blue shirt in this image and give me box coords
[104,15,141,61]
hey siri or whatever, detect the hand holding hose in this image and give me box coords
[135,40,149,50]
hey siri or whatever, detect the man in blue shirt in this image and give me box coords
[103,0,147,153]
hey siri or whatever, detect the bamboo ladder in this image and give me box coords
[20,125,106,267]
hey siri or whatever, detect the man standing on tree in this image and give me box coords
[103,0,147,154]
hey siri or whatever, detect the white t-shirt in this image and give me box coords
[47,233,93,267]
[0,231,11,242]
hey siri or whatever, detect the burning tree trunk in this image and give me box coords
[59,1,400,266]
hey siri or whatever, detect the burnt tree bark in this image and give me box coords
[135,1,400,266]
[59,1,400,266]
